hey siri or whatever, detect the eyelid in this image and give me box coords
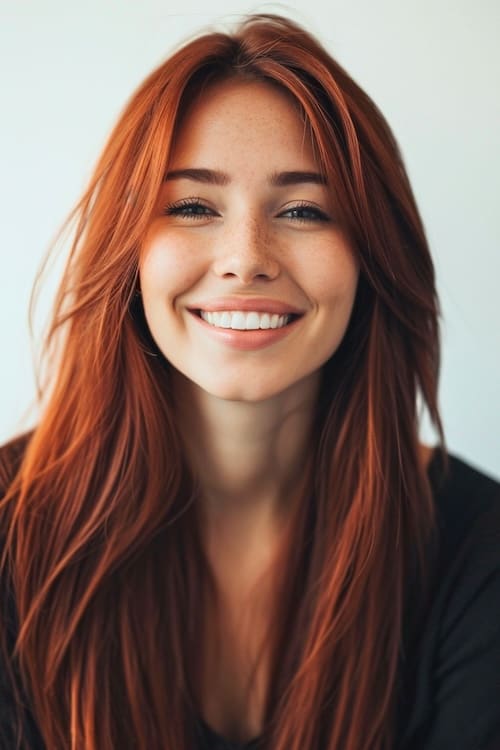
[161,197,332,223]
[277,200,331,222]
[162,197,219,217]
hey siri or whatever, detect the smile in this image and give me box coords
[198,310,294,330]
[190,309,302,351]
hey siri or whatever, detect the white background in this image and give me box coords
[1,0,498,478]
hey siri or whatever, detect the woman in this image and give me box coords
[0,14,499,750]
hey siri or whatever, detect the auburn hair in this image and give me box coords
[0,14,445,750]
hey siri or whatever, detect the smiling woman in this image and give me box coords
[140,79,359,400]
[0,13,499,750]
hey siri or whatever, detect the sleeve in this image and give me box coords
[419,502,500,750]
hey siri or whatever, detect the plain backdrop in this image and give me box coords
[0,0,498,478]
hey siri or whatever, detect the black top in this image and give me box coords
[1,437,500,750]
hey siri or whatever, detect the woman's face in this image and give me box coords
[140,79,359,402]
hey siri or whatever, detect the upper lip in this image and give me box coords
[189,297,304,315]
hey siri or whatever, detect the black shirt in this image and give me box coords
[1,439,500,749]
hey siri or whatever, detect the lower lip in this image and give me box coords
[189,311,302,350]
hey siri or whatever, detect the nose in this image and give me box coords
[212,217,281,283]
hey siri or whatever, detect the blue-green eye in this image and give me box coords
[162,199,330,223]
[279,203,330,222]
[163,199,216,219]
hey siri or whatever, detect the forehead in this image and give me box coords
[169,78,318,170]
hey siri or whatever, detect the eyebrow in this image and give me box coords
[164,168,328,186]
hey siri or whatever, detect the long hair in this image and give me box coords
[0,14,445,750]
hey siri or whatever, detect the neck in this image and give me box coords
[172,371,319,546]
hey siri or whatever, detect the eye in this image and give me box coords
[278,202,330,223]
[162,198,218,220]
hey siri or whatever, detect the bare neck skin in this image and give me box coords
[172,370,319,593]
[172,370,435,600]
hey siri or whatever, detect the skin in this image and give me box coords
[139,79,434,740]
[140,79,360,566]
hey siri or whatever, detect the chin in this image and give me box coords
[199,380,288,403]
[193,368,321,404]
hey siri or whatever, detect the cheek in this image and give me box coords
[305,249,359,309]
[139,231,202,304]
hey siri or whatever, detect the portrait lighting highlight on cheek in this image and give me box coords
[139,79,360,402]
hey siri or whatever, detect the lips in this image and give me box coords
[188,302,303,351]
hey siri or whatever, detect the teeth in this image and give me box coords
[200,310,291,330]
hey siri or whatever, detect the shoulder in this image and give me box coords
[0,431,33,497]
[429,450,500,647]
[430,448,500,519]
[0,431,32,612]
[0,429,33,607]
[429,449,500,576]
[0,432,46,749]
[400,451,500,749]
[0,430,33,619]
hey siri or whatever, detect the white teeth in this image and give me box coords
[246,312,260,330]
[199,310,292,330]
[232,311,246,330]
[260,313,271,328]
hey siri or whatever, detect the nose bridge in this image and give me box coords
[213,211,280,282]
[243,214,267,259]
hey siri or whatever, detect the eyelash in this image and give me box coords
[162,198,330,223]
